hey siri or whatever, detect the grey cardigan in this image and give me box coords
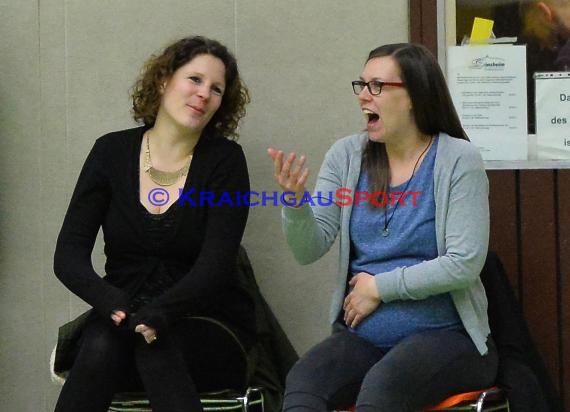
[282,132,491,355]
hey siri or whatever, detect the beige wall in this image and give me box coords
[0,1,408,410]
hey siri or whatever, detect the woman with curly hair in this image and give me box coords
[53,36,253,412]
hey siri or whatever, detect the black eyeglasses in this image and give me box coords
[351,80,405,96]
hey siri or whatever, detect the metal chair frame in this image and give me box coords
[425,387,510,412]
[108,387,265,412]
[334,387,510,412]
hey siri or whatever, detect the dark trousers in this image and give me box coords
[283,329,498,412]
[54,316,249,412]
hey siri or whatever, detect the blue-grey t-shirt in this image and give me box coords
[349,137,462,350]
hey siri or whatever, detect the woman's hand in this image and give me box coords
[267,148,309,206]
[135,324,158,344]
[110,310,126,326]
[343,273,381,328]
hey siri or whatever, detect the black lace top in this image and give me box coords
[129,203,179,311]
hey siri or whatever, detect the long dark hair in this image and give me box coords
[131,36,250,140]
[362,43,467,200]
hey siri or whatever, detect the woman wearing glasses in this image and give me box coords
[268,43,497,411]
[53,36,253,412]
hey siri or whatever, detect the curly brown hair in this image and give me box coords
[131,36,250,140]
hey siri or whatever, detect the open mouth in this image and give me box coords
[362,108,380,125]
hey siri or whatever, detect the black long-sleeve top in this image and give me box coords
[54,126,254,341]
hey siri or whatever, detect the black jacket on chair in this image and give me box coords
[236,246,299,412]
[480,252,563,412]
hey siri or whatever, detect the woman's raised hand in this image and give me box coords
[267,148,309,206]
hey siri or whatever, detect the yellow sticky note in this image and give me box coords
[470,17,494,44]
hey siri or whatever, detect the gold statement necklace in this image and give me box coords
[144,132,193,187]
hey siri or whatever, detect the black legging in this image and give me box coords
[283,329,498,412]
[54,315,249,412]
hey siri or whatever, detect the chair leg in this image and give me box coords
[236,394,248,412]
[242,387,264,412]
[475,388,510,412]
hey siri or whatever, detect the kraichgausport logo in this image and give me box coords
[146,188,423,208]
[469,55,506,71]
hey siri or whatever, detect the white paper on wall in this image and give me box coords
[535,72,570,160]
[447,45,528,160]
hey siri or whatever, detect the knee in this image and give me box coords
[74,333,124,375]
[357,373,410,411]
[285,360,312,392]
[285,357,328,394]
[283,363,329,412]
[133,336,184,376]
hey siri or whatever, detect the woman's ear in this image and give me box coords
[159,76,169,94]
[537,1,554,22]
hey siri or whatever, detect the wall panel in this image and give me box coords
[519,171,560,388]
[1,1,411,410]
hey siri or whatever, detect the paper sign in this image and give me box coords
[470,17,494,44]
[447,45,528,160]
[535,72,570,159]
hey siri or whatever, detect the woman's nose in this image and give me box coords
[358,87,372,102]
[197,85,211,100]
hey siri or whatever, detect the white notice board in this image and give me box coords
[535,72,570,160]
[447,45,528,160]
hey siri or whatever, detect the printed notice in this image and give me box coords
[447,45,528,160]
[535,72,570,160]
